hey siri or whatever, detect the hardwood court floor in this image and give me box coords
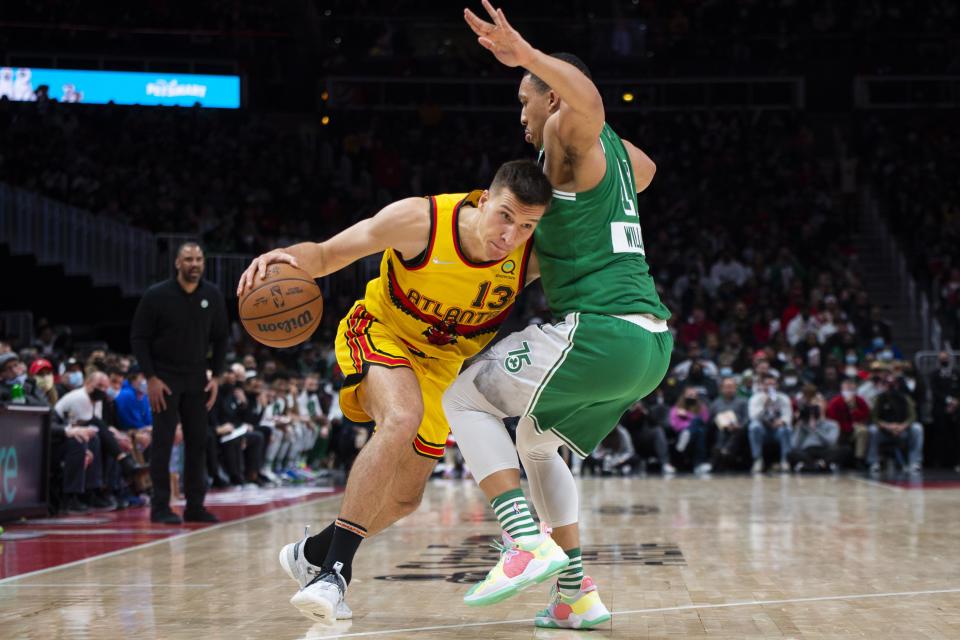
[2,474,960,639]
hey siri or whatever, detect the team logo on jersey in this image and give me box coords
[501,260,516,274]
[424,319,459,346]
[504,341,532,373]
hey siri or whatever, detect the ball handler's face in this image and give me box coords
[477,188,544,262]
[176,246,204,283]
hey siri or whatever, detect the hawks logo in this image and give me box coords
[424,319,459,346]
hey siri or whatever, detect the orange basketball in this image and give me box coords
[239,263,323,348]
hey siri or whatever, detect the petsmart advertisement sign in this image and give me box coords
[0,67,241,108]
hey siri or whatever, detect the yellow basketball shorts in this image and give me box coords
[335,302,461,459]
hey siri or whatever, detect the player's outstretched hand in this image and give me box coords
[237,249,299,297]
[464,0,535,68]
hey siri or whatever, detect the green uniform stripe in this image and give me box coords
[557,547,584,594]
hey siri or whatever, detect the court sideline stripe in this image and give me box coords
[0,583,214,588]
[301,587,960,639]
[0,492,343,585]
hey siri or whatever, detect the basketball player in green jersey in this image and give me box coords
[442,1,673,629]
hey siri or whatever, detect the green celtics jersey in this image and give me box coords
[535,123,670,319]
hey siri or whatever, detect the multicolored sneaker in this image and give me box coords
[534,576,611,629]
[464,527,569,607]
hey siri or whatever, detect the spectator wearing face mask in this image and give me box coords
[106,367,126,401]
[858,361,889,405]
[114,365,154,492]
[0,352,49,406]
[748,373,793,473]
[864,336,902,363]
[928,351,960,470]
[826,378,871,467]
[29,357,58,405]
[57,357,85,398]
[866,376,924,474]
[670,386,712,475]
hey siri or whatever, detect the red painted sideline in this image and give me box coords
[0,486,343,579]
[884,480,960,490]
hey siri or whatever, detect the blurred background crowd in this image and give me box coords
[1,0,959,514]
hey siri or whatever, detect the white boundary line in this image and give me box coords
[0,492,342,585]
[298,587,960,639]
[0,583,214,588]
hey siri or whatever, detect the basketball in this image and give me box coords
[239,263,323,348]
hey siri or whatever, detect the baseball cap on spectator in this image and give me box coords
[245,370,257,379]
[65,357,82,370]
[29,358,54,375]
[753,350,768,361]
[0,352,20,369]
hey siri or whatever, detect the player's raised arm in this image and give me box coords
[237,197,431,296]
[465,0,604,148]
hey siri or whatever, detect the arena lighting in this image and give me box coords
[321,116,330,125]
[622,92,635,103]
[321,91,329,101]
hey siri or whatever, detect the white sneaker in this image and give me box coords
[280,529,353,620]
[751,458,764,474]
[662,463,676,475]
[676,429,691,452]
[291,561,347,624]
[694,462,712,475]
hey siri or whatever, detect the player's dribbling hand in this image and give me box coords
[464,0,535,68]
[237,249,299,297]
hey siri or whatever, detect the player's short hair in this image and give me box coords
[523,52,592,94]
[489,159,553,207]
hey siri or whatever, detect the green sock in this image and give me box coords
[490,489,539,540]
[557,547,583,596]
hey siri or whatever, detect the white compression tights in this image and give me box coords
[442,363,580,528]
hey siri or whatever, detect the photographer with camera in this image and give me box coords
[787,395,848,472]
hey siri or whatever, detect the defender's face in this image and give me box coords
[518,75,551,150]
[477,188,545,262]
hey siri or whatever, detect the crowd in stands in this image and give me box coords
[0,334,376,515]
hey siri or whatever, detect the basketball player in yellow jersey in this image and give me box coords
[236,159,553,623]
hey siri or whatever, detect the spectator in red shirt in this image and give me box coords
[825,378,871,468]
[679,307,717,346]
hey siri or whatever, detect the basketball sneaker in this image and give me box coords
[279,529,352,620]
[290,561,347,624]
[534,576,611,629]
[463,525,569,607]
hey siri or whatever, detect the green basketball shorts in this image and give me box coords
[453,312,672,457]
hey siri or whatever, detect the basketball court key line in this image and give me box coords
[301,587,960,639]
[0,492,342,585]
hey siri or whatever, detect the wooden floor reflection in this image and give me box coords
[2,475,960,639]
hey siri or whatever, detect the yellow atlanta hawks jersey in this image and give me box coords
[358,190,532,361]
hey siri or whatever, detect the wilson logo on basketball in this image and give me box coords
[257,309,314,334]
